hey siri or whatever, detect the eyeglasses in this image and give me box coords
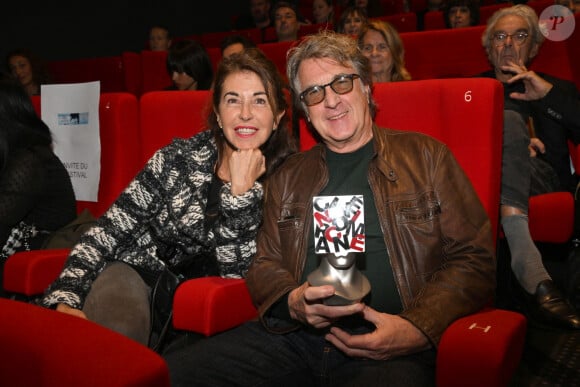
[299,74,360,106]
[492,31,529,47]
[361,43,389,54]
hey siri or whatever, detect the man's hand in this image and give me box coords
[288,282,365,329]
[529,137,546,157]
[56,303,88,319]
[325,306,431,360]
[503,60,553,101]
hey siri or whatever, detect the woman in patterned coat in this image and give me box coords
[40,48,297,347]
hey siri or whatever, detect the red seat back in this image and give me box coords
[46,56,127,93]
[122,51,143,96]
[372,12,418,32]
[0,298,169,387]
[401,26,489,80]
[423,11,445,30]
[299,78,504,240]
[138,90,212,166]
[257,40,298,83]
[140,50,172,94]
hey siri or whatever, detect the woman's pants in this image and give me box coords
[82,261,151,345]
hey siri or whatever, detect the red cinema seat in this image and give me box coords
[138,90,212,167]
[122,51,143,96]
[0,298,169,387]
[140,50,173,94]
[372,12,418,32]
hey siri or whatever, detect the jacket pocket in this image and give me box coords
[392,191,442,278]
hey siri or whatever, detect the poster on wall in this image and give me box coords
[41,81,101,202]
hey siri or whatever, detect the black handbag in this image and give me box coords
[148,267,184,353]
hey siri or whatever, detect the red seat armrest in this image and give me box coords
[172,276,257,336]
[3,249,70,296]
[528,192,574,243]
[436,308,527,387]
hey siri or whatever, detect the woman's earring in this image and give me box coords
[217,116,222,128]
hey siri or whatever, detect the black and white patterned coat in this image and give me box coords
[41,130,263,309]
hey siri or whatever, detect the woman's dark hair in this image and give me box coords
[166,39,214,90]
[209,47,296,179]
[0,79,52,172]
[442,0,480,28]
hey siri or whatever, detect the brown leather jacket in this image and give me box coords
[247,125,496,346]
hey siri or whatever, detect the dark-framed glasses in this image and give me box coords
[492,31,529,47]
[299,74,360,106]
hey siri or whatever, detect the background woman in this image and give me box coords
[358,20,411,83]
[5,48,52,96]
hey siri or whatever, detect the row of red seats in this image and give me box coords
[5,78,526,387]
[190,0,555,46]
[44,10,580,99]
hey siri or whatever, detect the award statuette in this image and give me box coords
[307,195,370,306]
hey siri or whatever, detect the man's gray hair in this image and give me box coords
[481,4,545,54]
[285,30,376,117]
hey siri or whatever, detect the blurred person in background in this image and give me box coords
[148,24,172,51]
[443,0,480,28]
[166,40,214,91]
[337,6,369,37]
[5,48,52,96]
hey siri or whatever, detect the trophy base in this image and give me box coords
[307,271,371,306]
[322,293,364,306]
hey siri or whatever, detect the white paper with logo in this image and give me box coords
[41,81,100,201]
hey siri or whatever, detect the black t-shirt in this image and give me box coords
[302,141,402,314]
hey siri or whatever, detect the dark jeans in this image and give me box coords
[164,320,436,387]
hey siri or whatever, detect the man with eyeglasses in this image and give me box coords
[167,30,495,386]
[478,4,580,329]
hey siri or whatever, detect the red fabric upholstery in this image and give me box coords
[138,90,212,166]
[381,0,408,15]
[436,308,527,387]
[257,40,298,83]
[529,192,575,243]
[122,51,143,96]
[140,50,173,94]
[372,12,418,33]
[479,3,512,25]
[0,298,169,387]
[173,277,257,336]
[3,249,70,296]
[46,56,127,93]
[402,26,490,80]
[423,11,446,31]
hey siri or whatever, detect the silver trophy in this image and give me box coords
[309,195,370,306]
